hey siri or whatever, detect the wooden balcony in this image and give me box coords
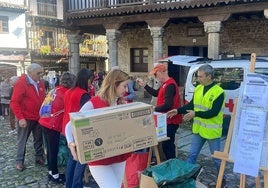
[66,0,185,11]
[63,0,266,35]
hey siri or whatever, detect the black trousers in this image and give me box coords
[17,120,44,164]
[162,124,179,160]
[42,126,60,175]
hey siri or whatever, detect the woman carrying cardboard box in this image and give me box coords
[65,69,131,188]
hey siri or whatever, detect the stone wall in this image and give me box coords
[117,18,268,98]
[221,18,268,56]
[118,26,153,87]
[163,23,208,56]
[118,19,268,72]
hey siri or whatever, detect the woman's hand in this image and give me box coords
[166,109,177,118]
[68,142,78,161]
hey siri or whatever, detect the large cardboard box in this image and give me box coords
[153,112,167,139]
[70,102,158,164]
[139,174,158,188]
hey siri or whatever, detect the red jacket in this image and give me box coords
[157,78,182,125]
[88,96,131,166]
[39,86,68,132]
[10,74,45,121]
[62,87,88,135]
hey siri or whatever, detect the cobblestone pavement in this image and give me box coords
[0,93,264,188]
[0,117,66,188]
[176,122,264,188]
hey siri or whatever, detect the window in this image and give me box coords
[41,30,54,46]
[255,68,268,75]
[0,16,9,33]
[130,48,148,72]
[191,67,244,90]
[37,0,57,17]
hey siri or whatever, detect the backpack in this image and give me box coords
[39,88,65,132]
[40,88,69,167]
[40,88,63,118]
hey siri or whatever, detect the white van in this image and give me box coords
[159,55,268,135]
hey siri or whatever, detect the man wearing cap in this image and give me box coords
[136,63,182,160]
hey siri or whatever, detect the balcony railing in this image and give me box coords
[37,2,57,17]
[67,0,185,11]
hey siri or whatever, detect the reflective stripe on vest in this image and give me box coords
[193,84,225,139]
[194,104,209,111]
[193,119,222,129]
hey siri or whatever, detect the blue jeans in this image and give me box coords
[65,152,86,188]
[186,133,221,174]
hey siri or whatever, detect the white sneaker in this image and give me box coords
[8,130,16,135]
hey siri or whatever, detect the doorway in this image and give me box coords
[168,46,208,57]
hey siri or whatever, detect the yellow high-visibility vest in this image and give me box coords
[193,84,225,139]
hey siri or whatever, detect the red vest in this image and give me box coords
[157,78,182,125]
[62,87,88,135]
[39,86,68,132]
[88,96,131,166]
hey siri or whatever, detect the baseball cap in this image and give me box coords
[149,64,167,76]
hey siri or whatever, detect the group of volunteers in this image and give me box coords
[9,61,227,188]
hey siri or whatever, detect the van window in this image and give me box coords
[255,68,268,75]
[191,67,244,90]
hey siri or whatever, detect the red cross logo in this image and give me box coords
[225,99,234,112]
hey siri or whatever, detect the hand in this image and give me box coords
[183,110,195,121]
[166,109,177,118]
[18,119,27,128]
[68,142,78,161]
[136,78,145,87]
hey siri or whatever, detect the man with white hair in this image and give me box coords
[10,63,46,171]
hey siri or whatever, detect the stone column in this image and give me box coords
[150,26,164,65]
[204,21,222,60]
[148,27,164,105]
[106,29,120,69]
[68,34,82,75]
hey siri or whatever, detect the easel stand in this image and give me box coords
[212,53,268,188]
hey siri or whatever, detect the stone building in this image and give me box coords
[0,0,27,79]
[27,0,107,74]
[0,0,108,78]
[63,0,268,79]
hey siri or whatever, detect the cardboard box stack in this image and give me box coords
[70,102,158,164]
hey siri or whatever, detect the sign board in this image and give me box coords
[229,73,268,177]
